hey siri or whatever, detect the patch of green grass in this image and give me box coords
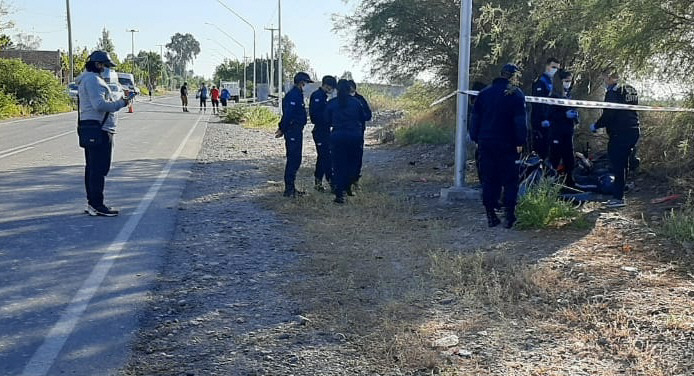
[516,178,580,229]
[223,106,279,129]
[395,123,453,145]
[661,205,694,242]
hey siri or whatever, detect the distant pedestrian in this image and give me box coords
[76,50,132,217]
[180,82,189,112]
[197,83,208,113]
[211,86,220,115]
[347,80,372,194]
[275,72,313,197]
[309,75,337,192]
[148,82,153,101]
[470,64,527,228]
[327,79,369,204]
[590,67,640,208]
[220,86,231,111]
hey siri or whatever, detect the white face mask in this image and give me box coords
[100,67,111,81]
[548,67,558,77]
[563,81,572,90]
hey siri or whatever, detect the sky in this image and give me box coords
[5,0,371,81]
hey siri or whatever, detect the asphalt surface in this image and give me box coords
[0,96,209,375]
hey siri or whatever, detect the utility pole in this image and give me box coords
[278,0,283,114]
[126,29,139,75]
[265,26,278,95]
[156,44,165,88]
[66,0,73,83]
[216,0,257,100]
[204,22,248,99]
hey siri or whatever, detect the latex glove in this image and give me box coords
[590,123,598,133]
[566,109,579,120]
[541,120,551,128]
[516,146,523,154]
[274,129,284,138]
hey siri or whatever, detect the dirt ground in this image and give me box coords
[120,112,694,376]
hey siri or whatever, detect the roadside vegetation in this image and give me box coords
[516,178,581,229]
[223,105,280,130]
[0,58,72,119]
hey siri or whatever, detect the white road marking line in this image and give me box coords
[21,114,207,376]
[0,112,75,126]
[0,130,75,160]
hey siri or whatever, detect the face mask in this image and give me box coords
[100,67,111,81]
[548,68,558,77]
[563,81,572,90]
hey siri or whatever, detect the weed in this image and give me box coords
[223,106,279,129]
[661,204,694,242]
[516,178,580,229]
[395,123,453,145]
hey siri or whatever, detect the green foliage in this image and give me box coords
[96,28,120,64]
[637,110,694,187]
[223,106,280,129]
[61,47,90,80]
[0,89,27,119]
[661,199,694,242]
[396,123,453,145]
[166,33,200,77]
[516,178,579,230]
[357,85,401,112]
[0,58,71,115]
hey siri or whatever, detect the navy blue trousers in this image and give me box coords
[313,131,332,183]
[478,145,520,211]
[331,130,362,195]
[608,130,639,200]
[84,131,113,208]
[284,129,303,191]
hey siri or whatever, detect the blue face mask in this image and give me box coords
[100,67,111,81]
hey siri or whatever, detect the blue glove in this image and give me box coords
[590,123,598,133]
[541,120,550,128]
[566,110,579,120]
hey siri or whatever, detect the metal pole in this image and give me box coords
[454,0,472,188]
[215,0,257,100]
[265,26,277,95]
[156,44,165,87]
[126,29,139,75]
[204,23,247,98]
[66,0,73,83]
[278,0,283,114]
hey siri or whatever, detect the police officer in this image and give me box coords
[590,68,640,208]
[547,69,579,187]
[76,50,132,216]
[348,80,372,193]
[531,57,561,159]
[470,64,527,228]
[326,79,368,204]
[275,72,313,197]
[309,75,337,192]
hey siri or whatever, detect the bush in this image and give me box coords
[396,123,453,145]
[223,106,279,129]
[0,89,28,119]
[661,194,694,242]
[0,58,72,115]
[516,178,580,229]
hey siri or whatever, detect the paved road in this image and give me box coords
[0,96,210,375]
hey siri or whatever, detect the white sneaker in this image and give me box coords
[605,199,626,208]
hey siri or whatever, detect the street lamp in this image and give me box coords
[215,0,256,100]
[205,22,247,99]
[126,29,139,75]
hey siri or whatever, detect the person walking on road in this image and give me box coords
[590,68,640,208]
[220,86,231,112]
[470,63,528,228]
[211,85,220,115]
[275,72,313,197]
[531,58,561,160]
[547,69,579,187]
[76,50,132,217]
[347,80,372,194]
[180,82,189,112]
[309,75,337,192]
[197,83,208,113]
[326,79,369,204]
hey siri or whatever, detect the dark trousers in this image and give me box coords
[284,129,303,192]
[479,145,520,211]
[220,98,228,108]
[532,126,550,160]
[331,130,362,195]
[354,134,365,183]
[211,99,219,112]
[549,131,575,186]
[313,131,332,183]
[199,98,207,109]
[84,131,113,208]
[608,130,639,200]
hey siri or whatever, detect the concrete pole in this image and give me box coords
[278,0,283,114]
[66,0,73,83]
[265,27,278,94]
[454,0,473,188]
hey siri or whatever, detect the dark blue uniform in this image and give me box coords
[530,73,553,159]
[594,84,640,200]
[353,93,372,183]
[470,77,527,213]
[548,92,578,185]
[279,86,308,194]
[309,88,332,184]
[326,96,367,197]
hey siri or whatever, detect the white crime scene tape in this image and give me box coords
[430,90,694,113]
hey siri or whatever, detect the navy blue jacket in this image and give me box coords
[326,96,367,133]
[279,86,307,133]
[548,92,578,138]
[595,84,640,134]
[354,93,373,132]
[530,73,553,128]
[470,77,527,149]
[309,88,329,134]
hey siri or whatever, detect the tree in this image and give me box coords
[0,34,12,50]
[137,50,164,86]
[61,47,89,78]
[11,32,41,50]
[166,33,200,77]
[96,28,119,64]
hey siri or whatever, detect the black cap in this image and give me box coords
[293,72,314,84]
[88,50,117,67]
[501,63,520,74]
[321,75,337,88]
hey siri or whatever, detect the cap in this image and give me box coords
[501,63,520,74]
[293,72,314,84]
[88,50,117,67]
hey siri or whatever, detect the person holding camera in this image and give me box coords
[76,50,133,216]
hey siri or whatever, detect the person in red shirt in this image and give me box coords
[210,86,220,115]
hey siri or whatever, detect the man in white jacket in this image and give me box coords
[76,50,132,216]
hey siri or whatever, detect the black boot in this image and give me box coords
[504,209,517,229]
[486,208,501,228]
[314,178,325,192]
[334,192,346,204]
